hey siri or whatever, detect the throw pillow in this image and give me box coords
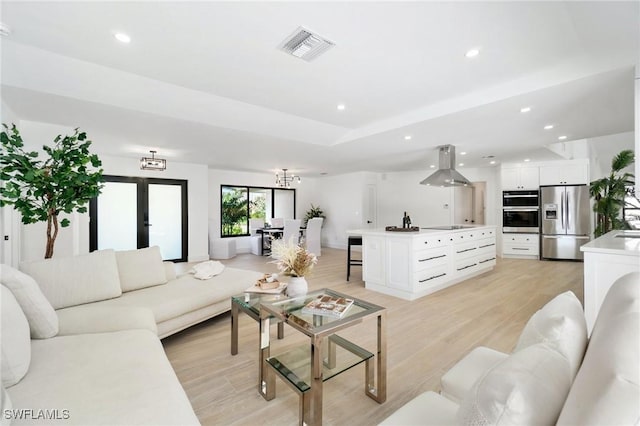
[115,246,168,292]
[1,285,31,387]
[20,249,122,310]
[0,264,58,338]
[457,342,572,425]
[514,291,587,378]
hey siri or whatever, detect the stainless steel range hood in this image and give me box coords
[420,145,472,187]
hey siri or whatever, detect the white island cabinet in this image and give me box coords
[581,230,640,333]
[353,226,496,300]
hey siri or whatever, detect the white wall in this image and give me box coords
[587,131,635,180]
[377,167,500,229]
[208,168,318,253]
[313,172,376,249]
[313,168,499,250]
[12,120,210,263]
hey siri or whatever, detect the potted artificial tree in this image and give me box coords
[0,124,104,258]
[590,149,635,237]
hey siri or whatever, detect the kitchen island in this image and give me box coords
[349,225,496,300]
[581,230,640,333]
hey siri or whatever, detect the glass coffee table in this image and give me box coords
[230,292,288,355]
[258,288,386,426]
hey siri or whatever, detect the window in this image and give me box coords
[220,185,295,237]
[624,186,640,230]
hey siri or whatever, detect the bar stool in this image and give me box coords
[347,236,363,281]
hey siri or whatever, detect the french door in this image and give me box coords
[89,176,188,262]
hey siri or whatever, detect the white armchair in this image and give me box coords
[305,217,323,256]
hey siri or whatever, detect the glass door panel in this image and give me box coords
[97,181,137,250]
[274,189,295,219]
[148,184,182,260]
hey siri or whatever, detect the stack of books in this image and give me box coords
[301,294,354,318]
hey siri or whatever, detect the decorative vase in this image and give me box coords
[286,276,308,298]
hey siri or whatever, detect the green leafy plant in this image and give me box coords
[303,204,325,227]
[0,124,104,258]
[590,149,635,237]
[221,187,248,236]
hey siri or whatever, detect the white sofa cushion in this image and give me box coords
[378,391,458,426]
[1,285,31,387]
[56,305,158,336]
[0,264,58,338]
[115,246,167,292]
[514,290,587,378]
[457,342,572,425]
[20,249,122,309]
[440,346,508,403]
[557,272,640,425]
[5,329,199,425]
[88,267,263,323]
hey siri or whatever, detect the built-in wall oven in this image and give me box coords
[502,190,540,233]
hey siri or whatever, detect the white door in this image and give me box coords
[364,184,377,228]
[454,186,474,224]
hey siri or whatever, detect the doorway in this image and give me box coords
[453,182,486,225]
[89,176,188,261]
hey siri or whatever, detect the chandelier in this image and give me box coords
[140,150,166,171]
[275,168,301,188]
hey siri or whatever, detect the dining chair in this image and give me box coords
[305,217,323,256]
[249,218,265,235]
[282,219,302,245]
[270,218,284,228]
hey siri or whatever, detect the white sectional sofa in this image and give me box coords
[380,271,640,425]
[1,247,263,425]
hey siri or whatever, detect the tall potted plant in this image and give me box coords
[0,124,104,258]
[590,149,635,237]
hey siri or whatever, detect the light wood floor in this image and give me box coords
[163,248,584,425]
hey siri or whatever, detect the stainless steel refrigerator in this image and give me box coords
[541,185,590,260]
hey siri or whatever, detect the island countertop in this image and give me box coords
[347,225,495,237]
[580,230,640,257]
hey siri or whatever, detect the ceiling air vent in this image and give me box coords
[279,27,334,62]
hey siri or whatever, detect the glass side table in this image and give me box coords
[230,292,287,355]
[258,289,387,426]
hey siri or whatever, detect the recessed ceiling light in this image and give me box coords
[460,151,467,155]
[490,160,496,165]
[520,107,531,113]
[558,135,567,140]
[337,104,346,111]
[404,135,412,140]
[524,158,530,162]
[114,32,131,43]
[458,163,464,167]
[544,124,554,130]
[429,164,435,168]
[465,49,480,58]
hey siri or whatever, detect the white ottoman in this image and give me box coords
[211,238,237,259]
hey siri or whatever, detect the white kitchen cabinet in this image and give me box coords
[362,236,385,285]
[501,166,539,190]
[539,162,588,186]
[581,231,640,333]
[357,226,496,300]
[502,233,539,258]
